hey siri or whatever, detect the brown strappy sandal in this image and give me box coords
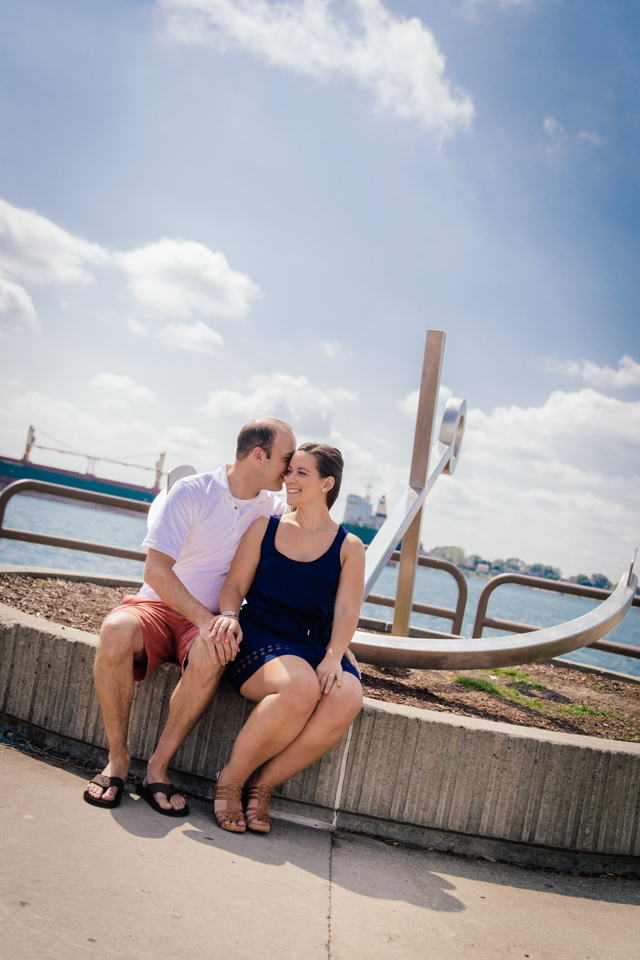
[245,783,274,834]
[213,782,246,833]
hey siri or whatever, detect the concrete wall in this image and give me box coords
[2,602,640,875]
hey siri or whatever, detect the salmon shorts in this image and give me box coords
[110,595,201,682]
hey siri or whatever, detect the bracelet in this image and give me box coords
[220,611,239,620]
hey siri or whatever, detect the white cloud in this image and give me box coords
[543,118,604,160]
[158,320,225,352]
[578,129,603,146]
[397,388,419,418]
[92,373,157,404]
[0,277,38,334]
[0,198,107,285]
[198,372,358,436]
[126,317,151,337]
[3,366,636,580]
[317,339,343,358]
[127,315,223,352]
[0,377,219,483]
[549,355,640,390]
[421,388,640,579]
[0,200,259,353]
[396,384,453,429]
[162,0,474,136]
[115,238,260,319]
[543,115,564,139]
[329,429,406,514]
[468,0,532,6]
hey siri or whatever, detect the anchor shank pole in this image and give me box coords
[392,330,445,637]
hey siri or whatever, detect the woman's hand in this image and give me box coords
[316,655,342,699]
[343,646,361,678]
[206,615,243,664]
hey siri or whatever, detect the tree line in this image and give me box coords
[428,545,613,590]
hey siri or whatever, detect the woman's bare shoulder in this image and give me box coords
[341,530,366,558]
[245,516,270,538]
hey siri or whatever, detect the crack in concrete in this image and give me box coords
[327,831,335,958]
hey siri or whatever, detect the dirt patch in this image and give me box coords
[360,662,640,743]
[2,573,639,743]
[0,574,131,633]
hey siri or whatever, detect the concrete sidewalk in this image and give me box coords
[0,745,637,960]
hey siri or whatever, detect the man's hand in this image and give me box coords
[344,645,361,678]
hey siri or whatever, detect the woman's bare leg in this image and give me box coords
[214,656,320,827]
[247,674,363,827]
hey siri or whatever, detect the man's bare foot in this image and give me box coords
[86,756,129,803]
[142,767,186,812]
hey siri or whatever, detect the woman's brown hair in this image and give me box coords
[297,442,343,511]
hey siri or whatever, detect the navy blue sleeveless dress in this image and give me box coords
[227,516,361,693]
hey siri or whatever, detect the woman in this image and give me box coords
[210,442,365,833]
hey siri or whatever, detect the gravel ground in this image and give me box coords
[2,573,639,742]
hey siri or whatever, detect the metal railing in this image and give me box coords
[365,552,468,635]
[0,480,148,563]
[472,572,640,661]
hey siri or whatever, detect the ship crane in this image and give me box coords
[22,425,166,488]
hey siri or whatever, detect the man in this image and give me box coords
[84,418,297,814]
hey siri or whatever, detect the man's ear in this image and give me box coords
[252,446,265,464]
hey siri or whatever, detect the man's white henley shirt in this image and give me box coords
[138,464,287,612]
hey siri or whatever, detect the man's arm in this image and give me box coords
[144,549,236,665]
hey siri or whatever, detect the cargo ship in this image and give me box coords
[0,426,165,506]
[342,491,388,545]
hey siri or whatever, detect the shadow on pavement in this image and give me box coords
[330,831,640,908]
[101,783,640,911]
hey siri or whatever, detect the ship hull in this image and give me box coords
[0,456,158,507]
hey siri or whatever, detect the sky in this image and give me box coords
[0,0,638,581]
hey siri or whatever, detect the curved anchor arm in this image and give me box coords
[350,571,638,672]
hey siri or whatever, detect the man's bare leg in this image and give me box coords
[86,611,146,803]
[143,634,225,811]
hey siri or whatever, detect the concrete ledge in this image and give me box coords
[334,810,640,877]
[0,564,144,588]
[1,601,640,876]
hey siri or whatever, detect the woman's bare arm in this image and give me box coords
[210,517,269,642]
[316,534,365,695]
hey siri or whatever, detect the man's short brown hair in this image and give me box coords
[235,418,293,461]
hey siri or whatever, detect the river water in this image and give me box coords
[1,494,638,677]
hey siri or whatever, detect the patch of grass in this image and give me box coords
[454,676,546,711]
[490,667,548,691]
[490,667,530,681]
[455,676,500,695]
[456,679,627,725]
[558,704,617,718]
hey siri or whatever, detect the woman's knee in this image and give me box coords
[280,666,321,713]
[325,679,363,723]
